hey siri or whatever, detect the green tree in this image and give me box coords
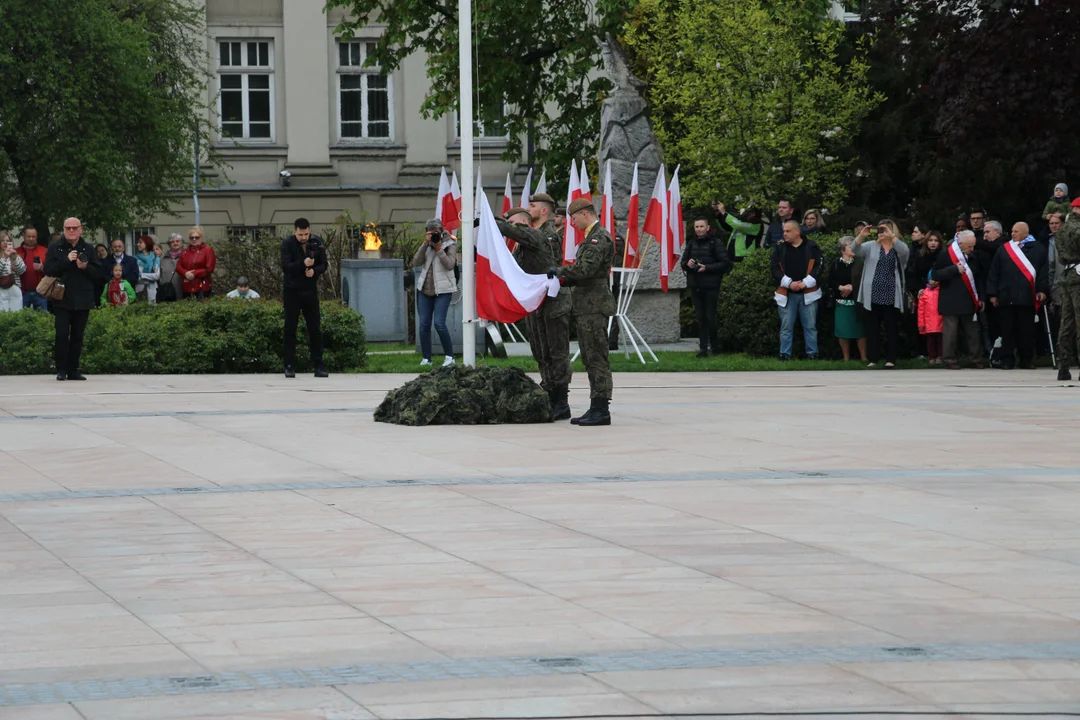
[622,0,880,212]
[324,0,634,193]
[0,0,215,233]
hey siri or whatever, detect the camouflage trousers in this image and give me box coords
[576,312,613,400]
[527,300,572,392]
[1057,281,1080,369]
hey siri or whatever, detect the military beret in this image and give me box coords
[530,193,556,205]
[505,206,531,220]
[1072,197,1080,208]
[567,197,595,216]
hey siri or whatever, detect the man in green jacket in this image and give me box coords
[1056,198,1080,381]
[495,193,573,420]
[549,198,616,426]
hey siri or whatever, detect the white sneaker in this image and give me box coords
[442,356,455,367]
[420,358,432,366]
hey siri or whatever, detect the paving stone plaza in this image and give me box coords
[1,370,1079,719]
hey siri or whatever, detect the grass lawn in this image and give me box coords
[360,350,936,374]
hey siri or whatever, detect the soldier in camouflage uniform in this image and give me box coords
[1056,198,1080,381]
[494,194,573,419]
[549,198,616,426]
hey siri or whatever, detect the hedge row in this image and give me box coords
[0,299,367,375]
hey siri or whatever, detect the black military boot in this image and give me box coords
[1058,366,1072,382]
[570,399,594,425]
[577,398,611,426]
[551,386,572,421]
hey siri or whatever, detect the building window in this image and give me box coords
[455,102,508,141]
[107,227,156,255]
[218,40,274,141]
[337,41,392,141]
[225,225,276,242]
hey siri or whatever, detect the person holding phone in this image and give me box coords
[43,217,105,380]
[15,226,49,310]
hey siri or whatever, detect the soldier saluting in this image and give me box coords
[548,197,616,426]
[494,194,573,420]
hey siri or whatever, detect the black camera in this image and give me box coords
[77,252,88,264]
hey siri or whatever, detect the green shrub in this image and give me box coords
[0,299,366,375]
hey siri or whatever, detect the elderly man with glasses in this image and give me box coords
[42,218,105,380]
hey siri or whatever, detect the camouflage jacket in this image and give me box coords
[558,222,616,316]
[1057,212,1080,285]
[495,218,569,309]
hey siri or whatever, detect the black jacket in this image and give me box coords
[43,238,106,311]
[973,236,1005,281]
[108,254,140,288]
[907,248,940,292]
[771,239,824,293]
[680,233,732,289]
[987,241,1049,307]
[281,235,328,294]
[828,258,857,300]
[932,248,984,316]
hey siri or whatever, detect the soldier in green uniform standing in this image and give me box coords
[549,198,616,426]
[1055,198,1080,381]
[494,194,573,419]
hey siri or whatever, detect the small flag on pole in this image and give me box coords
[668,165,684,264]
[520,168,533,208]
[625,163,640,268]
[535,169,547,197]
[563,160,583,264]
[600,160,615,238]
[643,165,669,290]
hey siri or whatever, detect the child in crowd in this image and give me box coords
[1043,183,1070,220]
[134,236,160,304]
[101,263,135,307]
[916,232,945,365]
[226,277,260,299]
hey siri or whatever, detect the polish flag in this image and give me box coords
[535,170,547,197]
[642,165,669,290]
[667,165,684,264]
[476,184,561,323]
[501,173,516,251]
[600,160,615,238]
[473,169,483,219]
[436,168,461,232]
[563,159,583,264]
[448,172,462,229]
[578,162,592,201]
[520,168,533,208]
[625,163,641,269]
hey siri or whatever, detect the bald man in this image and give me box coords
[986,221,1049,369]
[43,218,105,380]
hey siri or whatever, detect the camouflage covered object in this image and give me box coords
[374,366,554,426]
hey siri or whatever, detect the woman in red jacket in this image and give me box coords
[176,226,217,299]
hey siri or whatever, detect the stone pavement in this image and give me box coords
[0,369,1079,719]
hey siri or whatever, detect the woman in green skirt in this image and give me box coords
[829,236,867,361]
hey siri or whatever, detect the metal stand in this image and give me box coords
[501,322,527,343]
[572,267,658,365]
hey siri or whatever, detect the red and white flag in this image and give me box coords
[501,173,513,217]
[520,168,533,208]
[600,160,615,238]
[625,163,641,268]
[667,165,684,264]
[643,164,669,289]
[449,172,462,229]
[436,168,461,232]
[535,170,547,197]
[476,184,561,323]
[579,162,592,201]
[563,159,583,264]
[949,239,979,317]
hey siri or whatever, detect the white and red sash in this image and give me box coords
[948,240,978,314]
[1002,239,1040,320]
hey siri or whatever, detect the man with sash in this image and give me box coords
[1055,198,1080,381]
[933,230,985,369]
[494,194,573,420]
[987,222,1049,370]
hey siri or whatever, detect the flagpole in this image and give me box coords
[459,0,476,366]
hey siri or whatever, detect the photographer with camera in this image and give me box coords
[280,217,329,378]
[412,219,458,367]
[43,218,105,381]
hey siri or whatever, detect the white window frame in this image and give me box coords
[216,39,275,143]
[336,40,394,143]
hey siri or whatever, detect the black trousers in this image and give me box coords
[690,285,721,352]
[283,289,323,368]
[998,305,1037,368]
[54,308,90,375]
[868,304,900,364]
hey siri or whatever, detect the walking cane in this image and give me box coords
[1044,306,1057,367]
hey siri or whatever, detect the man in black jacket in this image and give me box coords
[43,218,105,381]
[680,218,732,357]
[932,231,985,369]
[280,217,328,378]
[987,222,1049,369]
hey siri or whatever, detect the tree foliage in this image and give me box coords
[622,0,881,211]
[845,0,1080,226]
[325,0,634,184]
[0,0,215,233]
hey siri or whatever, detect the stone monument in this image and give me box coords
[597,35,686,344]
